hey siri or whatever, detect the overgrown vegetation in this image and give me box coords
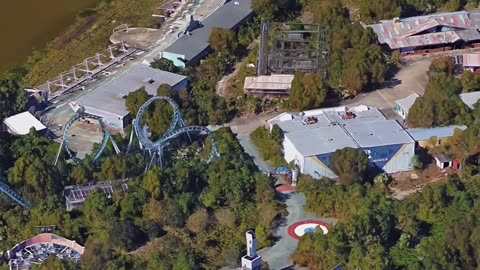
[293,172,480,270]
[251,125,286,167]
[0,128,284,269]
[24,0,170,86]
[407,57,474,128]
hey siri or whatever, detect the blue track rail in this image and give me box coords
[0,179,31,209]
[133,96,220,165]
[62,113,111,164]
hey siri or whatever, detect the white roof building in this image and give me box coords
[395,93,420,119]
[76,64,188,130]
[459,91,480,109]
[3,112,46,135]
[269,105,415,179]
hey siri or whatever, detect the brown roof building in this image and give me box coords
[244,74,294,97]
[363,11,480,54]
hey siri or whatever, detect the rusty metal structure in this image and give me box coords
[257,20,329,76]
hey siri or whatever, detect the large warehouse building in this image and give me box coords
[363,11,480,55]
[268,106,415,179]
[75,64,187,130]
[161,0,253,68]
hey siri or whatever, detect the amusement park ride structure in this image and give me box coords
[0,96,220,210]
[130,96,220,170]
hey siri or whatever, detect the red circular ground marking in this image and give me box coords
[287,220,330,240]
[275,184,296,193]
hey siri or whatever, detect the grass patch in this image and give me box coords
[24,0,167,86]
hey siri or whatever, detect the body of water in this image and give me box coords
[0,0,100,74]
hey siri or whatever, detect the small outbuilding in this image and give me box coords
[461,53,480,72]
[244,74,294,98]
[434,154,453,169]
[2,111,46,135]
[394,93,420,120]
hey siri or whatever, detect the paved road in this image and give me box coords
[234,130,335,270]
[259,193,336,270]
[237,136,274,173]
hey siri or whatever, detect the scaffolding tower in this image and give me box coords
[258,21,329,76]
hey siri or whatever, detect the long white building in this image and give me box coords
[268,105,415,179]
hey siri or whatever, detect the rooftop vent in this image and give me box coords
[303,116,319,125]
[342,112,357,120]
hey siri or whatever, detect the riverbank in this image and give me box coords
[0,0,100,74]
[19,0,167,87]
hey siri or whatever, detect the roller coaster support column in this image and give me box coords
[53,139,64,166]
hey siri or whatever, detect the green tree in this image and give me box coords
[0,71,27,123]
[186,208,209,234]
[208,28,237,54]
[151,58,178,73]
[125,87,149,116]
[173,252,195,270]
[407,97,435,128]
[289,71,328,110]
[461,70,480,93]
[331,147,369,185]
[424,73,461,103]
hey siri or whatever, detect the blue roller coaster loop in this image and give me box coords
[0,178,31,209]
[61,113,111,164]
[133,96,220,165]
[161,126,220,163]
[134,96,185,149]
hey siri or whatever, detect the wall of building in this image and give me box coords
[172,79,189,92]
[394,105,407,119]
[379,143,415,173]
[304,154,337,179]
[283,136,305,172]
[83,106,124,130]
[285,142,415,179]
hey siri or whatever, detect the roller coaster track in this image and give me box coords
[54,113,120,166]
[0,178,31,209]
[131,96,220,168]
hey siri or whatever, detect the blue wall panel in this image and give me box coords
[362,144,404,169]
[315,144,405,170]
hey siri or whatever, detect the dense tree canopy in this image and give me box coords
[408,60,473,128]
[293,172,480,270]
[150,58,178,73]
[0,71,27,123]
[209,28,238,55]
[289,71,328,111]
[331,147,369,185]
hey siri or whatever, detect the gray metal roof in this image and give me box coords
[78,64,187,117]
[345,120,415,148]
[395,93,420,113]
[459,91,480,109]
[268,105,386,134]
[276,106,414,157]
[363,10,480,50]
[163,0,253,61]
[285,126,358,157]
[407,125,467,141]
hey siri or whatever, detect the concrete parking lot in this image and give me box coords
[342,58,431,115]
